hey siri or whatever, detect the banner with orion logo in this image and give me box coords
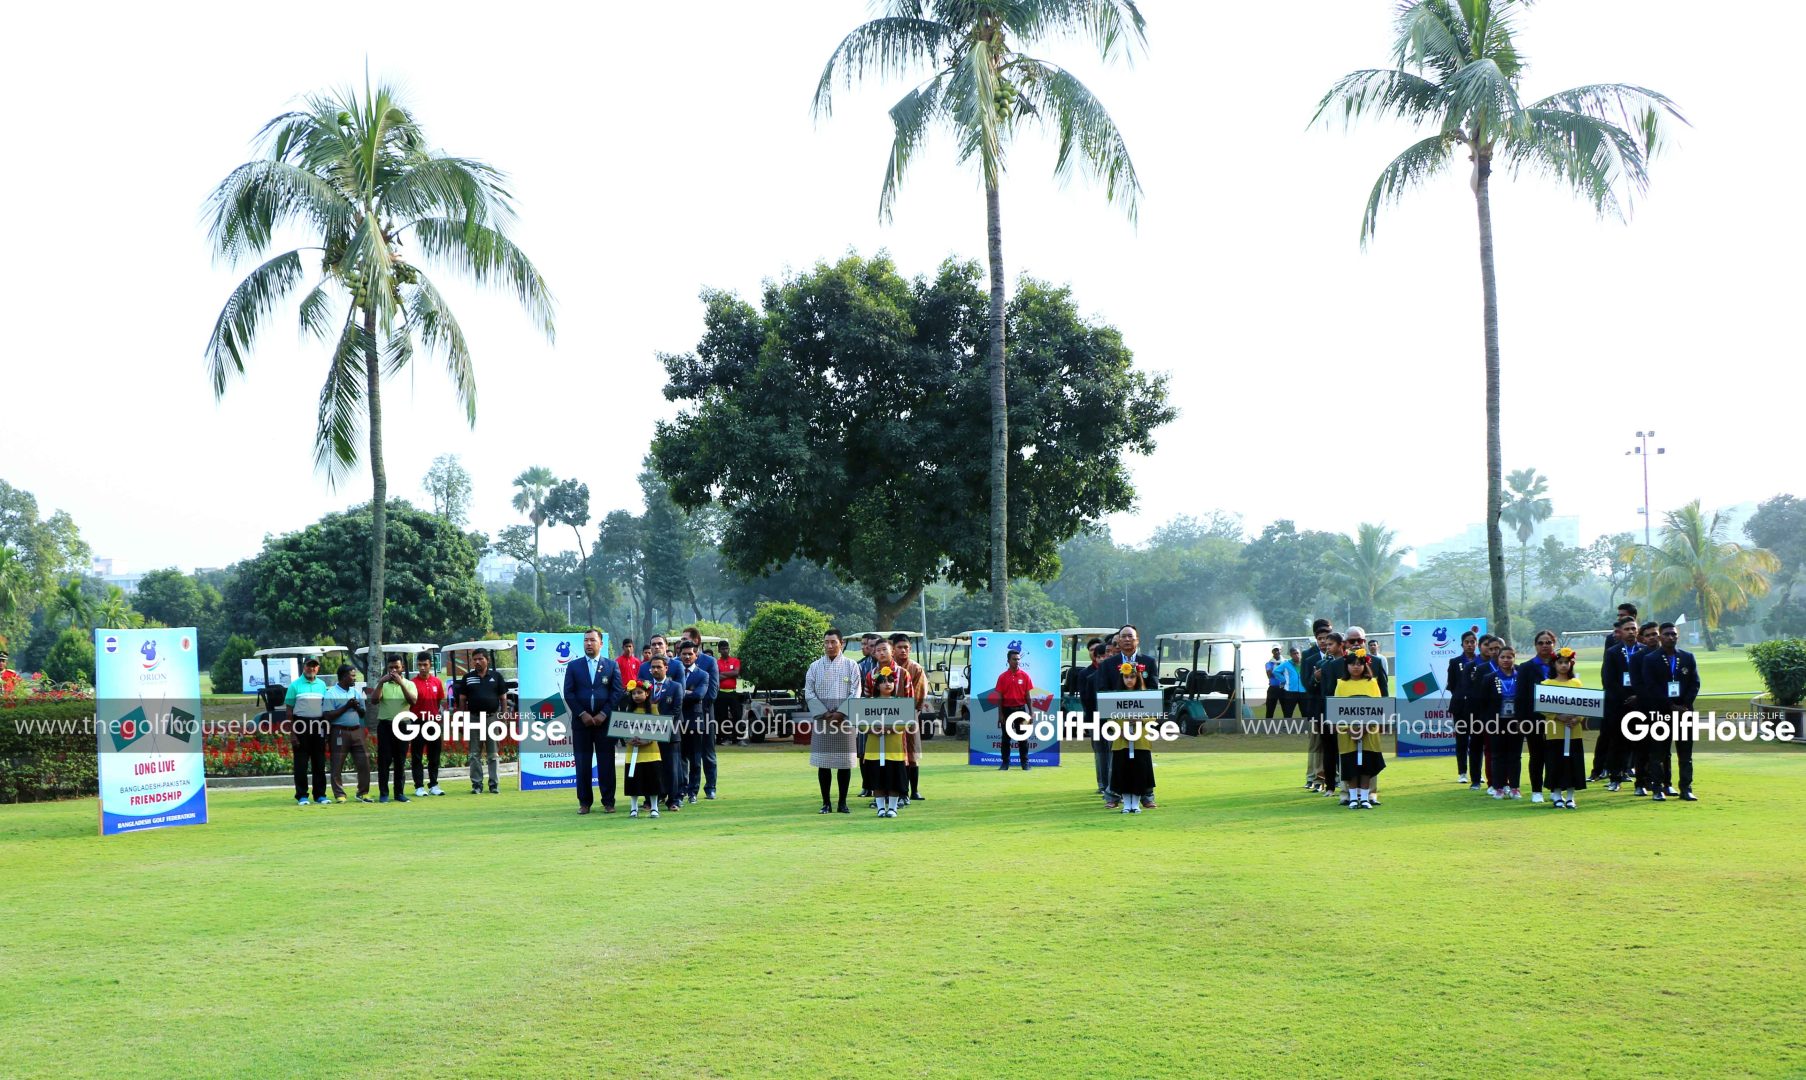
[1392,617,1486,758]
[966,631,1061,766]
[515,632,599,790]
[94,627,208,836]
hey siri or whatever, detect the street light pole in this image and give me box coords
[1626,430,1666,609]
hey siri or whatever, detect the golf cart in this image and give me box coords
[1052,627,1122,705]
[441,639,520,711]
[923,637,958,698]
[1155,633,1248,735]
[248,645,349,729]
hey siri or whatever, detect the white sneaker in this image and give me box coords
[650,807,660,819]
[1508,789,1522,800]
[428,785,444,796]
[1120,805,1133,814]
[1567,797,1578,809]
[1489,788,1504,799]
[1457,774,1469,785]
[629,806,639,817]
[1531,791,1544,804]
[415,787,427,798]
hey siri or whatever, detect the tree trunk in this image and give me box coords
[985,180,1011,631]
[363,305,387,662]
[1473,151,1510,644]
[874,584,925,633]
[1518,540,1529,609]
[531,524,542,610]
[686,580,704,623]
[571,527,594,628]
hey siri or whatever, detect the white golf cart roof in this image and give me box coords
[441,639,518,653]
[354,643,439,657]
[253,645,349,658]
[1157,633,1246,643]
[1053,627,1121,640]
[697,635,729,646]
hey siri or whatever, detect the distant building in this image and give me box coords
[90,557,145,594]
[477,554,519,585]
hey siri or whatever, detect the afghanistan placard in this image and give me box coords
[95,628,208,836]
[1392,617,1487,758]
[1534,683,1605,718]
[607,710,676,743]
[515,632,596,790]
[966,631,1061,766]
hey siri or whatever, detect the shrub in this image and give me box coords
[210,634,259,694]
[739,602,830,691]
[0,698,98,802]
[1748,638,1806,707]
[42,630,95,686]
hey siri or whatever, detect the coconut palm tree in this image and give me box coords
[1642,500,1778,650]
[1323,523,1412,629]
[48,579,94,633]
[204,77,555,656]
[813,0,1145,629]
[1315,0,1684,644]
[96,586,134,630]
[511,466,557,609]
[1499,467,1551,607]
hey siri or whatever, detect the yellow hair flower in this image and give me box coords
[878,665,894,678]
[1119,662,1136,676]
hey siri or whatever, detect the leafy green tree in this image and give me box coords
[1324,524,1411,628]
[542,479,594,626]
[720,559,876,634]
[814,0,1147,629]
[1535,536,1589,599]
[95,586,136,630]
[739,601,831,692]
[204,78,554,659]
[1642,500,1779,650]
[1500,468,1552,606]
[653,253,1172,631]
[1583,531,1639,612]
[422,454,474,527]
[246,501,490,650]
[1527,595,1598,637]
[134,569,213,631]
[0,546,31,647]
[43,629,95,686]
[1316,0,1684,642]
[1746,495,1806,616]
[210,634,259,694]
[1404,550,1492,619]
[1242,521,1341,635]
[510,466,557,609]
[935,580,1076,636]
[48,579,95,633]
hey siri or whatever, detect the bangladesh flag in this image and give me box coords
[531,695,566,720]
[1402,671,1440,702]
[110,706,148,752]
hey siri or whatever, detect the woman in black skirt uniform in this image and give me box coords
[1477,646,1527,800]
[1109,662,1156,814]
[615,679,666,817]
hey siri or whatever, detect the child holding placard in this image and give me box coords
[867,666,908,818]
[1110,662,1156,814]
[1542,647,1589,809]
[1335,649,1387,810]
[614,678,665,818]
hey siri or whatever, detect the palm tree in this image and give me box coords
[204,77,555,656]
[814,0,1145,629]
[1323,523,1411,629]
[1315,1,1684,644]
[96,586,133,629]
[48,579,94,632]
[511,466,557,609]
[1499,467,1551,608]
[1642,500,1778,650]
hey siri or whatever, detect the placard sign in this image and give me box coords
[1534,684,1605,718]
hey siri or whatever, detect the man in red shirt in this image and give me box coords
[617,637,642,685]
[409,652,448,796]
[0,651,18,695]
[994,645,1035,772]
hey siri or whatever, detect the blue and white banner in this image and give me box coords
[1392,617,1487,758]
[95,628,208,836]
[967,631,1061,766]
[515,632,597,790]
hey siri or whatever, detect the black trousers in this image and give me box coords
[1525,732,1547,792]
[1265,689,1286,719]
[376,720,408,796]
[572,721,617,809]
[1490,732,1523,790]
[409,734,442,788]
[1640,730,1693,793]
[292,729,328,800]
[998,731,1031,768]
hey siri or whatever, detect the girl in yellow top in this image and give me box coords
[1335,650,1386,810]
[868,668,908,818]
[1110,662,1156,814]
[1542,647,1589,809]
[616,680,665,818]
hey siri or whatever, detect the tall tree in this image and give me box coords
[1583,531,1639,611]
[1642,500,1778,650]
[48,579,95,633]
[1499,467,1552,606]
[1323,524,1411,629]
[1242,520,1341,635]
[653,253,1171,631]
[205,77,554,659]
[96,586,135,629]
[510,466,557,609]
[423,453,474,526]
[1744,495,1806,613]
[542,478,595,626]
[1315,0,1684,643]
[814,0,1146,629]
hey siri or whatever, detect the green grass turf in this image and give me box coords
[2,746,1803,1079]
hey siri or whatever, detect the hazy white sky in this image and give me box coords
[2,1,1799,574]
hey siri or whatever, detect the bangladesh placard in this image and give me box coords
[1534,683,1605,718]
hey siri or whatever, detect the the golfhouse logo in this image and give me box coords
[1622,711,1797,744]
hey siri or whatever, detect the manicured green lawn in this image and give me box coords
[2,746,1802,1078]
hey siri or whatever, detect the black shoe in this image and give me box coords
[394,793,409,803]
[911,792,924,800]
[1652,789,1667,802]
[488,786,500,794]
[1664,787,1679,797]
[997,765,1009,771]
[1634,787,1648,797]
[1681,791,1698,802]
[859,789,872,797]
[818,804,832,815]
[836,804,851,814]
[471,788,482,795]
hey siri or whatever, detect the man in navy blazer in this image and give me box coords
[1635,622,1701,802]
[677,639,718,801]
[1101,624,1161,691]
[564,629,623,815]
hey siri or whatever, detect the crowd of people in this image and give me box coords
[802,630,929,817]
